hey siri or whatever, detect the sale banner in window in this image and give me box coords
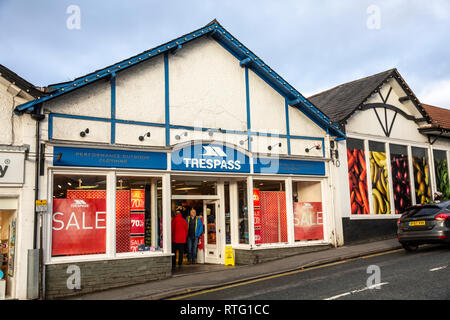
[130,213,145,234]
[293,202,324,241]
[130,236,145,252]
[131,189,145,211]
[52,198,107,256]
[253,189,262,244]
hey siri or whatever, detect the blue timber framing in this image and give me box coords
[164,53,170,146]
[14,20,345,140]
[110,72,116,144]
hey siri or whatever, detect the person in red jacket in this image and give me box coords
[171,209,188,268]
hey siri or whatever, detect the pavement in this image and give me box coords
[69,237,402,300]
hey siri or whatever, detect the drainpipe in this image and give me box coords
[31,106,45,299]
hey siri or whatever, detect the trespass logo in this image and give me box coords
[172,144,249,172]
[183,145,241,170]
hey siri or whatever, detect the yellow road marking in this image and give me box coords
[168,248,402,300]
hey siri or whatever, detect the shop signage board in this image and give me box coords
[254,158,326,176]
[53,146,167,170]
[171,143,250,173]
[0,152,25,184]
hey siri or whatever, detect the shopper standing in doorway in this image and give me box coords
[171,209,188,268]
[186,208,203,264]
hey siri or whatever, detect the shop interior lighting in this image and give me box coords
[267,142,282,151]
[138,132,151,141]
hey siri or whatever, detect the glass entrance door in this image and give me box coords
[203,200,221,264]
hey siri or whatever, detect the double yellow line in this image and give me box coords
[168,248,403,300]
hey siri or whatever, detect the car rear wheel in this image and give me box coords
[402,243,419,252]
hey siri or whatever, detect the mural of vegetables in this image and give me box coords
[347,147,369,215]
[434,150,450,200]
[370,151,390,214]
[390,151,411,214]
[412,154,431,204]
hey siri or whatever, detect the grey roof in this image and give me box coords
[308,69,397,123]
[0,64,45,98]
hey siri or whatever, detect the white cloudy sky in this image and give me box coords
[1,0,449,109]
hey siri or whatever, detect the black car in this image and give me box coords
[397,200,450,251]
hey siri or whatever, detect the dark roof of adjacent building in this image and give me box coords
[308,68,428,124]
[421,104,450,130]
[0,64,45,98]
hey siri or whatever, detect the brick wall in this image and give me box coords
[45,255,171,299]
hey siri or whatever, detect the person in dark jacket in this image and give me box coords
[171,210,188,268]
[186,208,204,264]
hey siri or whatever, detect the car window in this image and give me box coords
[404,206,441,218]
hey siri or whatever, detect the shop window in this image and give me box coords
[52,175,107,257]
[390,144,412,214]
[253,180,287,244]
[171,179,217,195]
[369,141,391,214]
[347,138,369,215]
[433,150,450,200]
[292,181,324,241]
[238,180,249,244]
[116,176,162,253]
[411,147,431,204]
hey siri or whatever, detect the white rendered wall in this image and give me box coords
[248,69,286,135]
[44,80,111,118]
[289,105,324,137]
[347,79,428,143]
[169,37,247,132]
[52,117,110,143]
[116,55,165,124]
[115,123,165,147]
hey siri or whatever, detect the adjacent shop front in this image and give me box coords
[310,69,450,243]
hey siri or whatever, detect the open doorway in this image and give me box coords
[170,176,223,265]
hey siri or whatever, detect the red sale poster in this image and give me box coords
[130,213,145,234]
[131,189,145,211]
[52,198,107,256]
[293,202,324,241]
[130,236,145,252]
[253,189,262,244]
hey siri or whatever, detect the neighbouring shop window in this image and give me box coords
[369,141,391,214]
[238,180,248,244]
[433,150,450,200]
[347,138,369,215]
[390,144,412,214]
[171,179,217,195]
[412,147,431,204]
[292,181,324,241]
[253,180,287,244]
[52,175,107,257]
[116,176,163,253]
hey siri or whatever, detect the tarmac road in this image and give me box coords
[175,244,450,300]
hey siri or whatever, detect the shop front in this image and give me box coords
[13,20,345,298]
